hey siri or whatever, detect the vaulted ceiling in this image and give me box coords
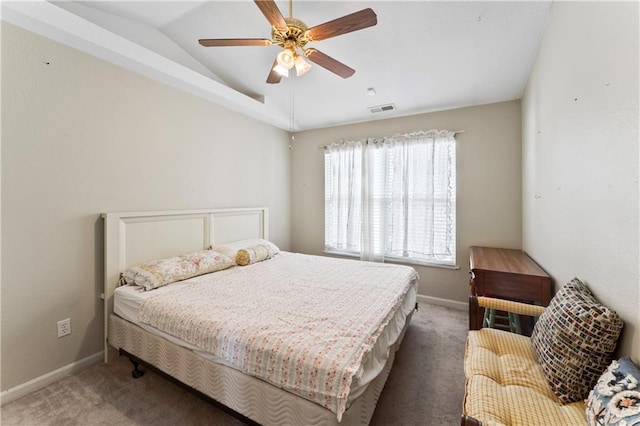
[3,1,552,131]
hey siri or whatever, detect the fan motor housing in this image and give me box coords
[272,17,310,48]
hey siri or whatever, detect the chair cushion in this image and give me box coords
[464,328,586,425]
[530,278,623,403]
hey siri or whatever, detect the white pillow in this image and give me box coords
[211,238,280,263]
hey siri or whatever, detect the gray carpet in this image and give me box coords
[1,303,467,426]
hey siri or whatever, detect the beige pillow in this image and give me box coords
[211,239,280,264]
[236,244,274,266]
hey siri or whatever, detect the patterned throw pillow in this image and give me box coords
[586,357,640,425]
[122,250,234,291]
[531,278,624,403]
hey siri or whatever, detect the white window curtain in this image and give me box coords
[324,130,456,265]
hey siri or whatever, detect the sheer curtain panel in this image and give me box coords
[324,140,364,253]
[324,130,456,266]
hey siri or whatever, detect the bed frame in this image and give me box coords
[102,207,413,425]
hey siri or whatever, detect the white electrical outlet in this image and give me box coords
[57,318,71,338]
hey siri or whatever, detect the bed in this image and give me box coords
[103,207,418,425]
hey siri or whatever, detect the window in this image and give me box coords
[324,130,456,266]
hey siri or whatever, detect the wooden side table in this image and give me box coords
[469,246,551,335]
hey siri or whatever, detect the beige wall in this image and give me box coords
[522,2,639,360]
[291,101,523,303]
[1,23,291,391]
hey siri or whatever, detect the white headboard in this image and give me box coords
[102,207,268,361]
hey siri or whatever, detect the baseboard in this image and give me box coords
[0,351,104,406]
[417,294,468,311]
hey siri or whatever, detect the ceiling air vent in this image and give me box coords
[368,103,396,114]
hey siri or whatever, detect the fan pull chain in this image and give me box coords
[289,70,295,145]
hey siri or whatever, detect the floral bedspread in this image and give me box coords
[138,252,418,419]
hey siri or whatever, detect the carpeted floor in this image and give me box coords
[1,302,468,426]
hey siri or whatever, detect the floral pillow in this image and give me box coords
[121,250,234,291]
[586,357,640,425]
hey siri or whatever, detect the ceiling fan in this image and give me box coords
[198,0,377,84]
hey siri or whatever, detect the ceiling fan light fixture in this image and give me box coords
[276,48,295,70]
[294,55,312,76]
[273,63,290,77]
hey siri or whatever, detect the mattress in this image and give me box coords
[114,251,417,419]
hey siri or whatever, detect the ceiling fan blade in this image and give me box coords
[254,0,287,29]
[306,8,377,42]
[199,38,272,47]
[305,48,355,79]
[266,58,283,84]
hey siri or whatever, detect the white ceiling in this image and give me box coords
[5,1,552,131]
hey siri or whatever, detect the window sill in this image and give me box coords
[323,249,460,270]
